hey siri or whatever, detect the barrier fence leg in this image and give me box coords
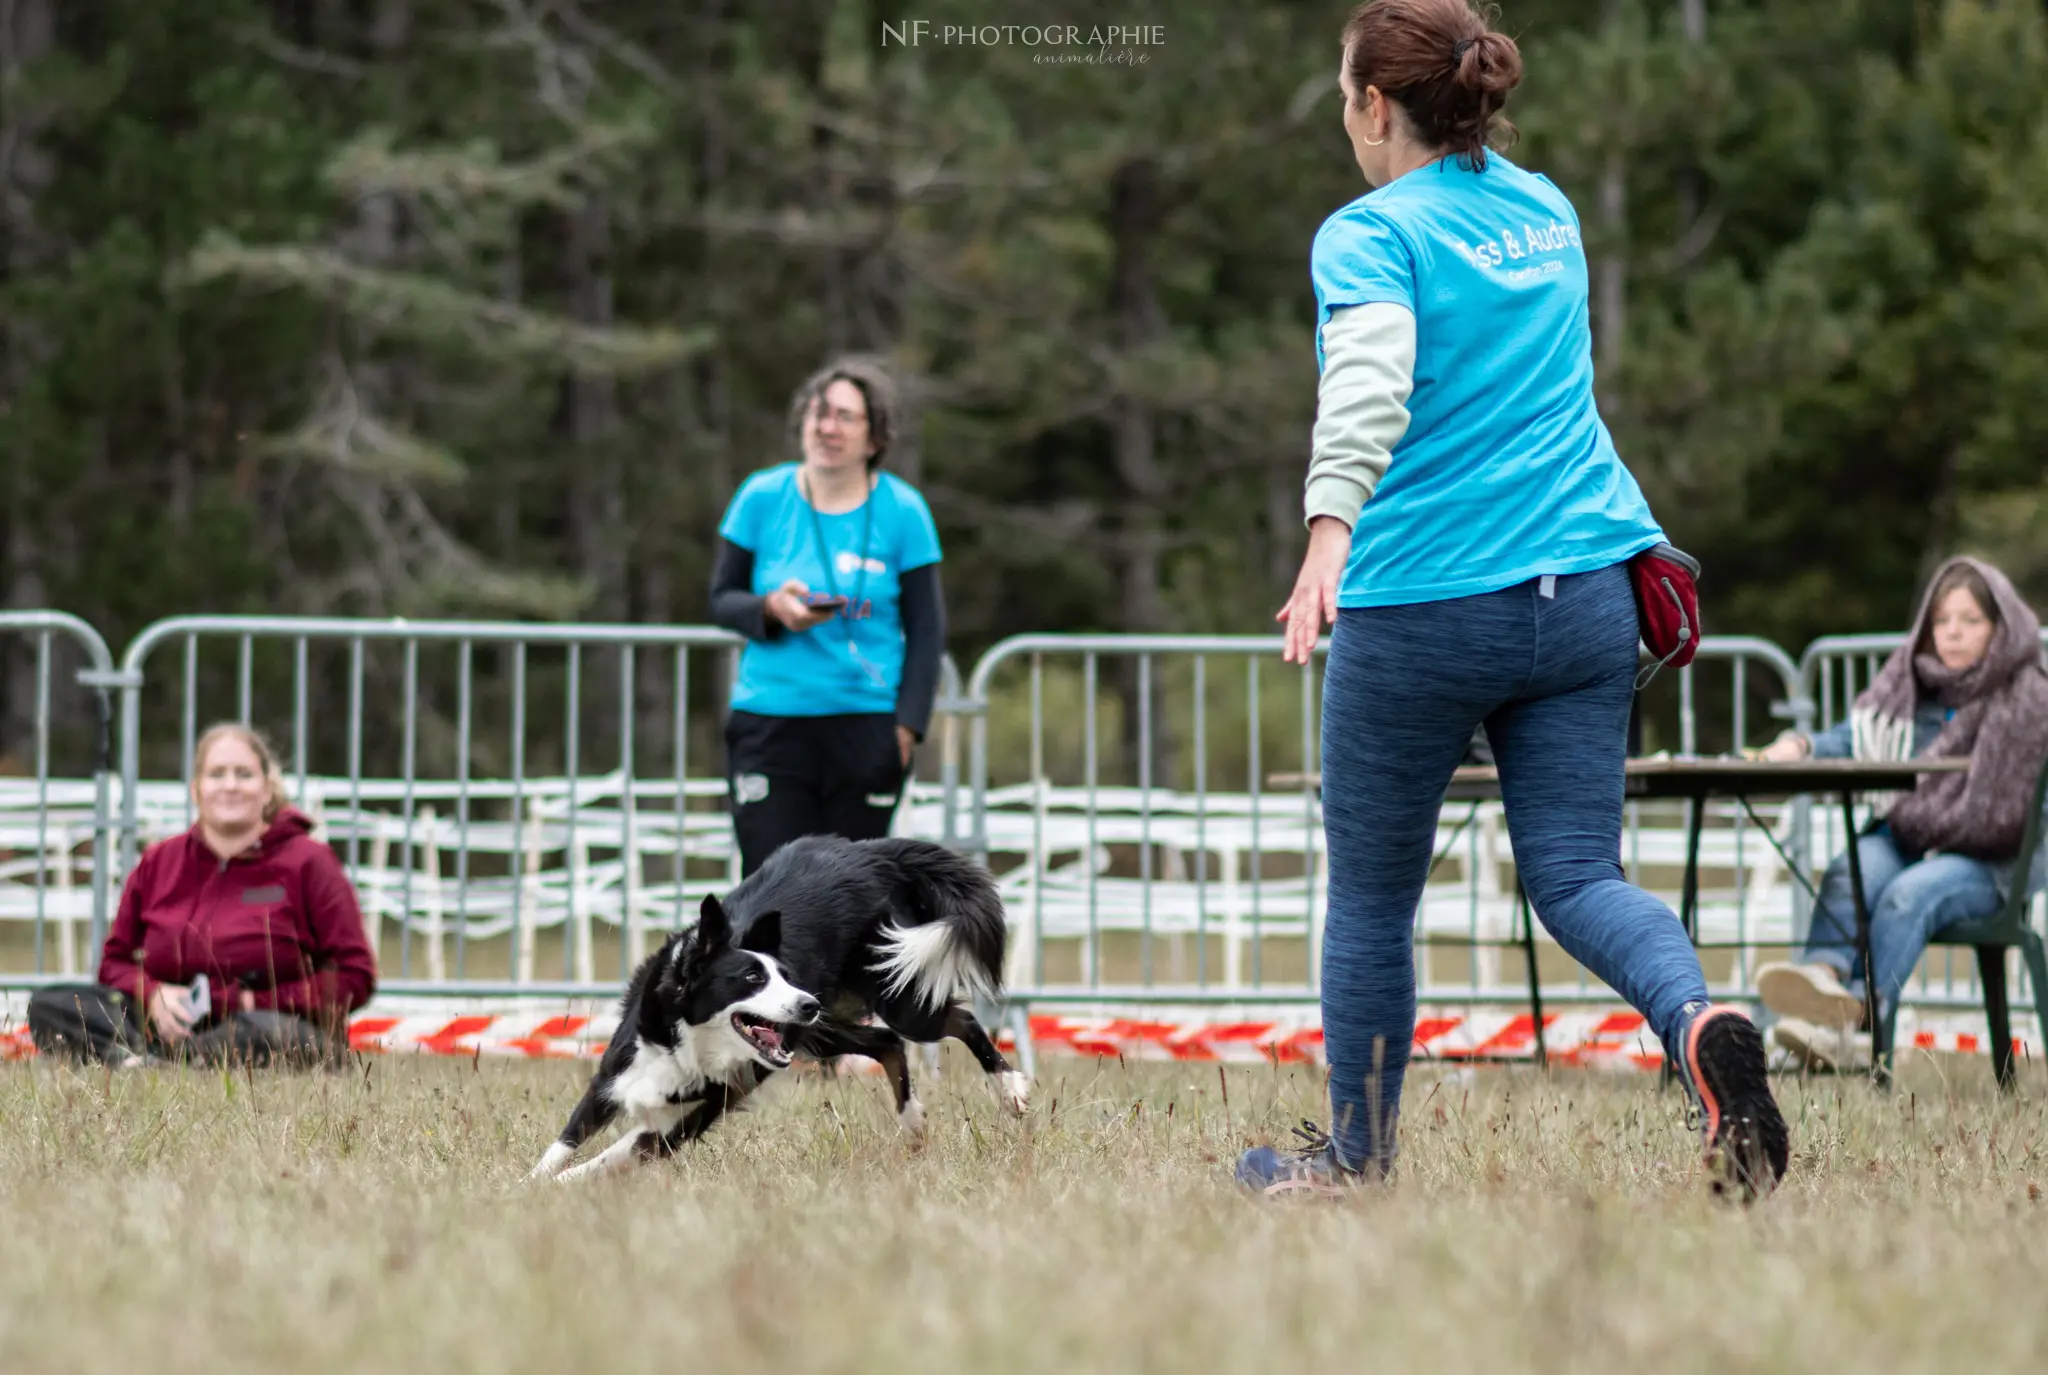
[1518,882,1548,1069]
[1001,998,1036,1080]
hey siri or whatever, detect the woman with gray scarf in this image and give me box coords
[1755,556,2048,1070]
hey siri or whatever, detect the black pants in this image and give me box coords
[26,983,341,1070]
[725,710,909,877]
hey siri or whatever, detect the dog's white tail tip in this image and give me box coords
[873,923,995,1009]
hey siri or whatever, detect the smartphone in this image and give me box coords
[187,973,211,1024]
[803,592,849,611]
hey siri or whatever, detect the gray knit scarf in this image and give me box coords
[1851,556,2048,860]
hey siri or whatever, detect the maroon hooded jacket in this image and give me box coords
[98,807,378,1019]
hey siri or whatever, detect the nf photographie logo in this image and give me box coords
[880,20,1165,66]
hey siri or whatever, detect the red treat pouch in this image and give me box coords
[1630,542,1701,688]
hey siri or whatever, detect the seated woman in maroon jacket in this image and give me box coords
[28,723,378,1068]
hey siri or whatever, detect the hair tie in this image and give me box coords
[1452,38,1475,62]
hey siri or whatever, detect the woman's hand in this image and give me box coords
[146,984,196,1043]
[1756,731,1811,763]
[896,725,916,768]
[1277,517,1352,665]
[765,580,838,634]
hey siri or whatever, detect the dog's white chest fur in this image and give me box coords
[601,1019,766,1129]
[604,1041,705,1128]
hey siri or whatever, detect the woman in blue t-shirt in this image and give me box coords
[1236,0,1787,1198]
[709,357,946,876]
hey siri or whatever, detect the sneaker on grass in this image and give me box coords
[1234,1120,1367,1197]
[1682,1005,1791,1203]
[1772,1016,1874,1074]
[1756,961,1865,1028]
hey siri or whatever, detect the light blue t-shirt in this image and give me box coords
[719,463,942,717]
[1311,154,1664,607]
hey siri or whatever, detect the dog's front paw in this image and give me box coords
[995,1070,1031,1117]
[527,1141,575,1182]
[898,1095,928,1145]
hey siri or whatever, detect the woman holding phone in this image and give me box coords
[709,356,947,877]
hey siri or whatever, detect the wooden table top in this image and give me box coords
[1269,756,1970,800]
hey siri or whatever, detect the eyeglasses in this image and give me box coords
[810,403,869,429]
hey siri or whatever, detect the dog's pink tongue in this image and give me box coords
[756,1025,783,1050]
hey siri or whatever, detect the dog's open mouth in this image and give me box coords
[732,1012,793,1067]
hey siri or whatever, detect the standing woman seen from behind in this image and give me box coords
[1237,0,1788,1197]
[710,357,946,877]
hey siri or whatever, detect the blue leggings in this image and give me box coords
[1801,827,2001,1022]
[1319,564,1709,1172]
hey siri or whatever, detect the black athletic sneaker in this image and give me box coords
[1682,1005,1790,1202]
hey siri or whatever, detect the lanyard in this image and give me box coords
[800,470,874,616]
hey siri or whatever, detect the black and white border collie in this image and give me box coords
[529,836,1029,1182]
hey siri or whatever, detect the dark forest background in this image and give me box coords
[6,1,2046,773]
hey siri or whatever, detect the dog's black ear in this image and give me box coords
[738,910,781,956]
[696,893,733,954]
[655,930,692,995]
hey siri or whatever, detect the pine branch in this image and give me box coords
[256,410,469,487]
[316,469,591,620]
[385,481,592,619]
[685,206,889,249]
[326,122,654,211]
[230,24,370,81]
[174,234,709,375]
[483,0,599,123]
[551,6,687,98]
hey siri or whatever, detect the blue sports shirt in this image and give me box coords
[719,464,943,716]
[1311,154,1664,606]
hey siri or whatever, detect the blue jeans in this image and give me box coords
[1319,564,1709,1173]
[1801,827,2002,1022]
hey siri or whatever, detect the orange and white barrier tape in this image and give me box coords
[0,994,2035,1068]
[1021,1009,1665,1069]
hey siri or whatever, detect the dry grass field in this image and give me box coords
[4,1049,2047,1375]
